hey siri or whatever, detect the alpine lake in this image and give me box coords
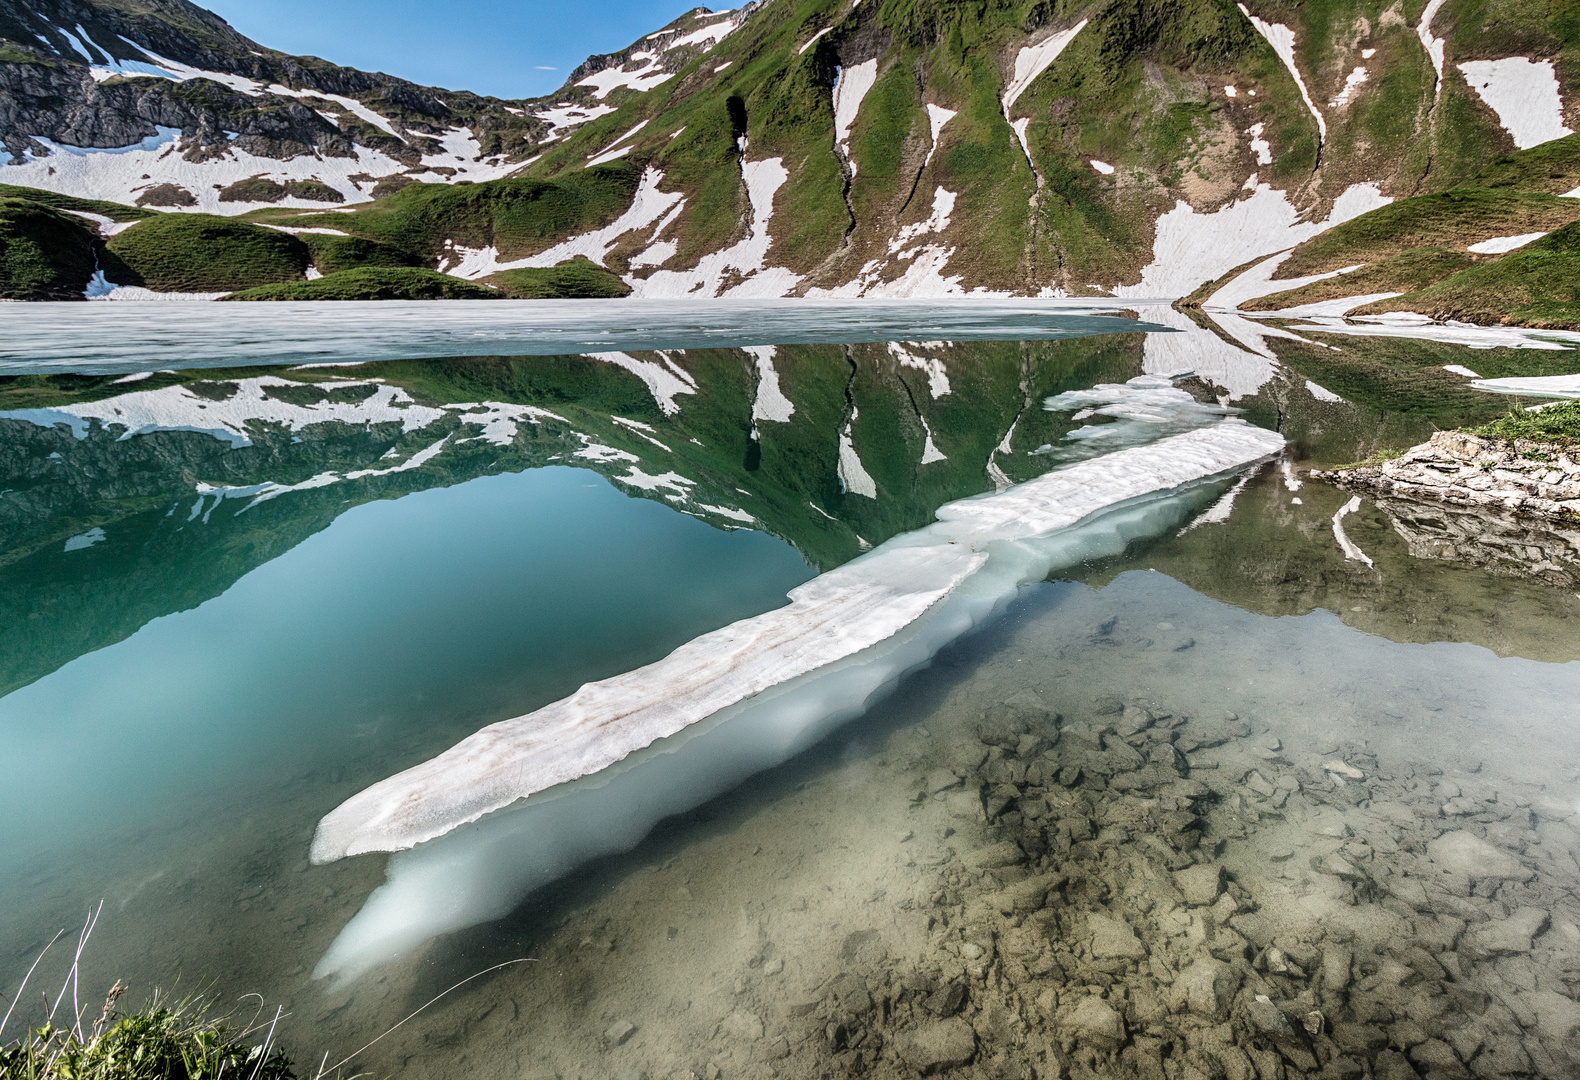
[4,299,1580,1080]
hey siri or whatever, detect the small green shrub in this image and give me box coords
[217,177,286,204]
[1333,447,1404,470]
[298,234,427,275]
[0,987,297,1080]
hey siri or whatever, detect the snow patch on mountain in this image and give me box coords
[4,126,407,213]
[577,51,675,98]
[1457,58,1573,150]
[837,413,878,497]
[747,346,795,423]
[833,60,879,175]
[583,352,697,416]
[1115,182,1390,299]
[630,158,801,298]
[448,167,683,278]
[888,342,951,397]
[1417,0,1449,93]
[922,105,957,168]
[1237,5,1326,146]
[1002,20,1088,115]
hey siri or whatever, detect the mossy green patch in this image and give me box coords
[105,214,309,292]
[1276,188,1580,277]
[261,164,642,262]
[1354,221,1580,329]
[1242,247,1475,311]
[0,184,151,223]
[1471,399,1580,443]
[0,197,99,300]
[485,258,632,298]
[1468,133,1580,195]
[223,267,501,300]
[298,233,428,274]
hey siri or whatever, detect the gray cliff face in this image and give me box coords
[0,0,543,164]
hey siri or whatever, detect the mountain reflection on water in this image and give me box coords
[2,323,1580,1080]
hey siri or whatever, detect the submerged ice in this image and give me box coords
[310,420,1284,981]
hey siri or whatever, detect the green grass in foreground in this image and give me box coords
[1355,221,1580,330]
[1471,399,1580,443]
[0,988,297,1080]
[224,266,501,300]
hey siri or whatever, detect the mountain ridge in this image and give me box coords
[2,0,1579,303]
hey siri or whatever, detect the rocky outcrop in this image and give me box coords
[1316,431,1580,522]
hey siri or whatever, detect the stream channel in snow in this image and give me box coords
[3,309,1580,1079]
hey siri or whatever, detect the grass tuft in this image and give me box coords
[1469,399,1580,444]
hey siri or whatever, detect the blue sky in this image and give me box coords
[201,0,702,99]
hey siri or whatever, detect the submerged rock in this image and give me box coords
[896,1018,975,1073]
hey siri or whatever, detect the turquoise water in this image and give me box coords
[4,317,1580,1079]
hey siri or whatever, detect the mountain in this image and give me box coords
[2,0,1579,305]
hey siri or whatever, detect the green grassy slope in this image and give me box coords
[0,197,100,300]
[485,259,633,298]
[1241,247,1476,310]
[105,214,310,291]
[224,267,502,300]
[246,165,643,264]
[1275,188,1580,278]
[1353,220,1580,328]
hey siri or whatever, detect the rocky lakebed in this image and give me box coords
[326,573,1580,1080]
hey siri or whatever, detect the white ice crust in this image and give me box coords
[1457,58,1573,150]
[309,420,1284,982]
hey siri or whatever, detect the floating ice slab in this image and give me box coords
[310,420,1283,981]
[313,421,1283,860]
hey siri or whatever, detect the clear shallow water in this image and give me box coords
[3,319,1580,1080]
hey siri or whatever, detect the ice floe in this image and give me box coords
[309,420,1284,980]
[1469,374,1580,398]
[1457,58,1573,150]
